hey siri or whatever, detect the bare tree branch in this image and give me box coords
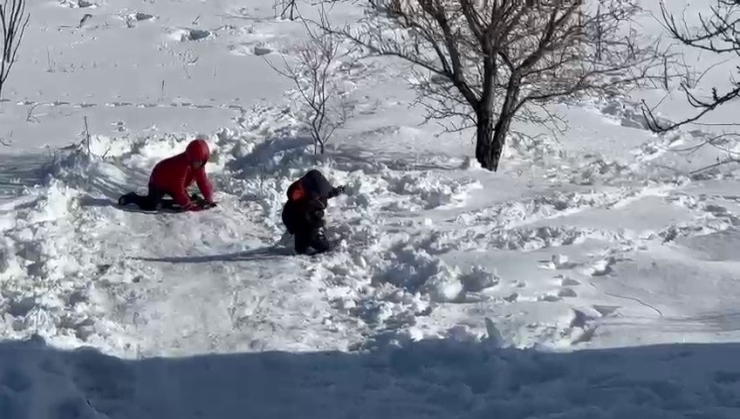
[0,0,29,100]
[639,0,740,174]
[0,129,12,146]
[318,0,673,171]
[266,6,353,154]
[274,0,299,20]
[642,1,740,133]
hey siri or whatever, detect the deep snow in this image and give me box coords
[2,0,740,418]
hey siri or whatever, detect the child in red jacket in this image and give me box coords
[118,138,216,212]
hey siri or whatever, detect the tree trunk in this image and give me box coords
[474,112,512,172]
[475,111,496,170]
[476,76,521,172]
[489,114,513,172]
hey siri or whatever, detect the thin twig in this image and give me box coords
[0,0,30,99]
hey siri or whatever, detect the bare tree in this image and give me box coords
[0,0,29,100]
[320,0,669,171]
[275,0,299,20]
[643,1,740,135]
[266,12,351,154]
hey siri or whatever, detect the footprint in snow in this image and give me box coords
[538,285,579,301]
[59,0,96,8]
[568,308,598,345]
[504,292,519,303]
[539,253,579,270]
[560,276,581,287]
[170,28,212,42]
[1,368,33,393]
[592,305,620,317]
[704,204,731,217]
[557,288,578,298]
[131,12,155,21]
[228,42,274,56]
[713,370,740,384]
[539,293,564,302]
[565,305,616,346]
[545,275,581,299]
[587,258,614,277]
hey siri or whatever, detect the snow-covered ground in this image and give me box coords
[2,0,740,417]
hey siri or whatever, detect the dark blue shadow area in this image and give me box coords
[0,152,49,198]
[0,336,739,419]
[43,148,153,204]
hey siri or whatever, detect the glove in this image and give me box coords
[329,185,346,198]
[183,201,203,212]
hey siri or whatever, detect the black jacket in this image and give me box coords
[281,170,341,234]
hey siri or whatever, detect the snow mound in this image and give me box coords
[58,0,96,8]
[504,132,565,165]
[598,98,657,130]
[169,28,213,42]
[383,171,482,211]
[0,178,134,352]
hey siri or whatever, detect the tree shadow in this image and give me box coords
[1,335,739,419]
[329,144,466,173]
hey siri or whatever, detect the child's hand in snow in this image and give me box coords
[330,185,347,197]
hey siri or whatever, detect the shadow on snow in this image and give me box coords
[77,196,192,215]
[0,335,739,419]
[0,152,52,198]
[130,246,295,263]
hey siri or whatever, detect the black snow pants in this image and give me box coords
[119,184,205,211]
[282,199,332,255]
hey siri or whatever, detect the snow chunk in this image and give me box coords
[383,171,482,210]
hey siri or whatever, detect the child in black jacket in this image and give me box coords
[281,169,345,255]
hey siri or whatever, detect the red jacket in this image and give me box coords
[149,153,214,208]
